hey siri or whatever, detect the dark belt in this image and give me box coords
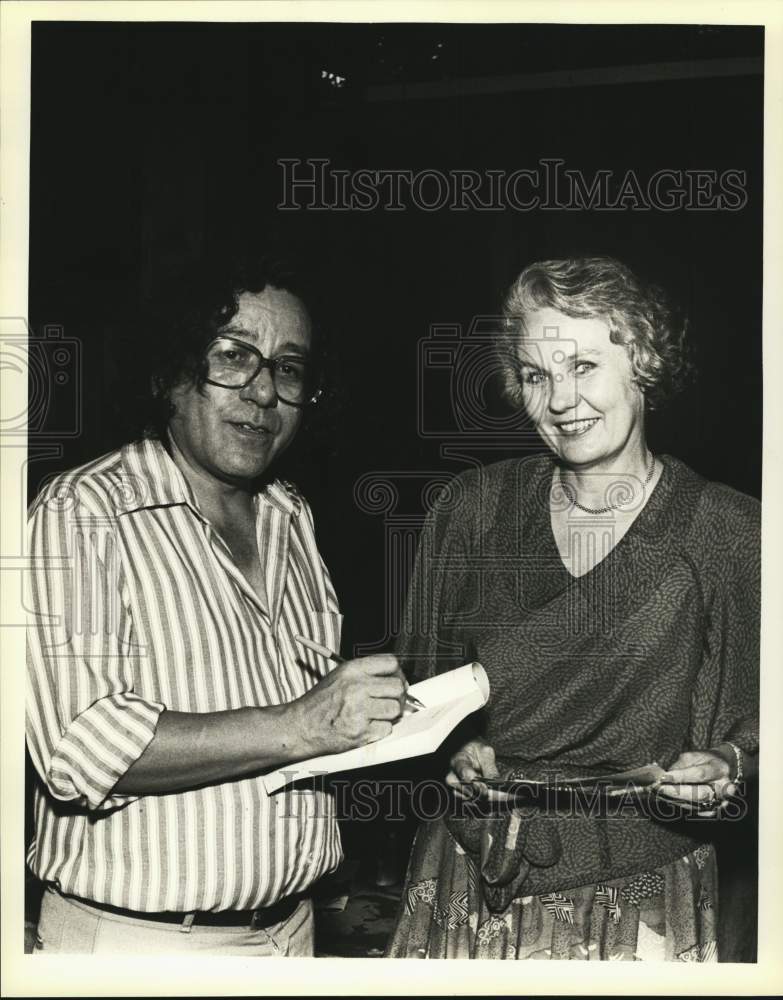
[59,888,303,930]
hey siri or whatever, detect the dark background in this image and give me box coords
[27,21,763,960]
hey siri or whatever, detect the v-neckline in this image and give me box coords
[542,455,673,583]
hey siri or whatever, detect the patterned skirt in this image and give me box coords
[386,818,718,960]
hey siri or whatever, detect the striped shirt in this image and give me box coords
[26,437,343,912]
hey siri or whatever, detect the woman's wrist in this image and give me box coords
[709,741,744,782]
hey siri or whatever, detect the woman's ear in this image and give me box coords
[631,375,654,412]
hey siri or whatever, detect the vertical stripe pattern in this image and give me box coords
[26,438,343,911]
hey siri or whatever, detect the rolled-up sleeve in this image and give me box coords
[26,483,165,811]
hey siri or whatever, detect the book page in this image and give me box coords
[407,661,490,707]
[262,662,489,792]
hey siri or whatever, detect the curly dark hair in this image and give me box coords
[112,252,340,489]
[127,254,326,441]
[499,256,694,412]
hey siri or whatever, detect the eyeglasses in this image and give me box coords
[202,336,323,407]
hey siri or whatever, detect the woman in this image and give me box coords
[387,256,759,961]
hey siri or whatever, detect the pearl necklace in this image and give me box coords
[559,453,656,515]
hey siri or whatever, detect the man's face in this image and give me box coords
[168,286,311,488]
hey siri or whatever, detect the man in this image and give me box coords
[26,257,405,955]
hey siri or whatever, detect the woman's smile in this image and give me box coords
[555,417,600,436]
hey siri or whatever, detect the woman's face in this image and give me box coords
[513,307,646,470]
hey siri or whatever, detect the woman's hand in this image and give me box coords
[445,737,500,799]
[655,750,737,815]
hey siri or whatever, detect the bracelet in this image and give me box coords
[720,741,744,783]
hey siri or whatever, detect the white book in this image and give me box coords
[262,662,490,793]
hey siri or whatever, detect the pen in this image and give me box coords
[293,635,427,711]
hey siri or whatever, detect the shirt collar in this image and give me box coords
[117,438,302,519]
[262,479,303,518]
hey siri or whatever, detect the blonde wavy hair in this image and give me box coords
[499,256,693,411]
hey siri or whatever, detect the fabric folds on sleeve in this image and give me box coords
[397,469,481,684]
[26,482,165,812]
[687,487,761,756]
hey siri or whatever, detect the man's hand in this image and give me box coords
[115,655,405,796]
[655,750,736,815]
[293,655,406,756]
[445,736,500,799]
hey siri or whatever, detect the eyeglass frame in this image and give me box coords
[201,335,324,407]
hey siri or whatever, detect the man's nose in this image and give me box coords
[239,365,278,407]
[548,372,577,413]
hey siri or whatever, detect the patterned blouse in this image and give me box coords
[396,453,759,894]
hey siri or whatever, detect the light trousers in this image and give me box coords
[34,886,315,956]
